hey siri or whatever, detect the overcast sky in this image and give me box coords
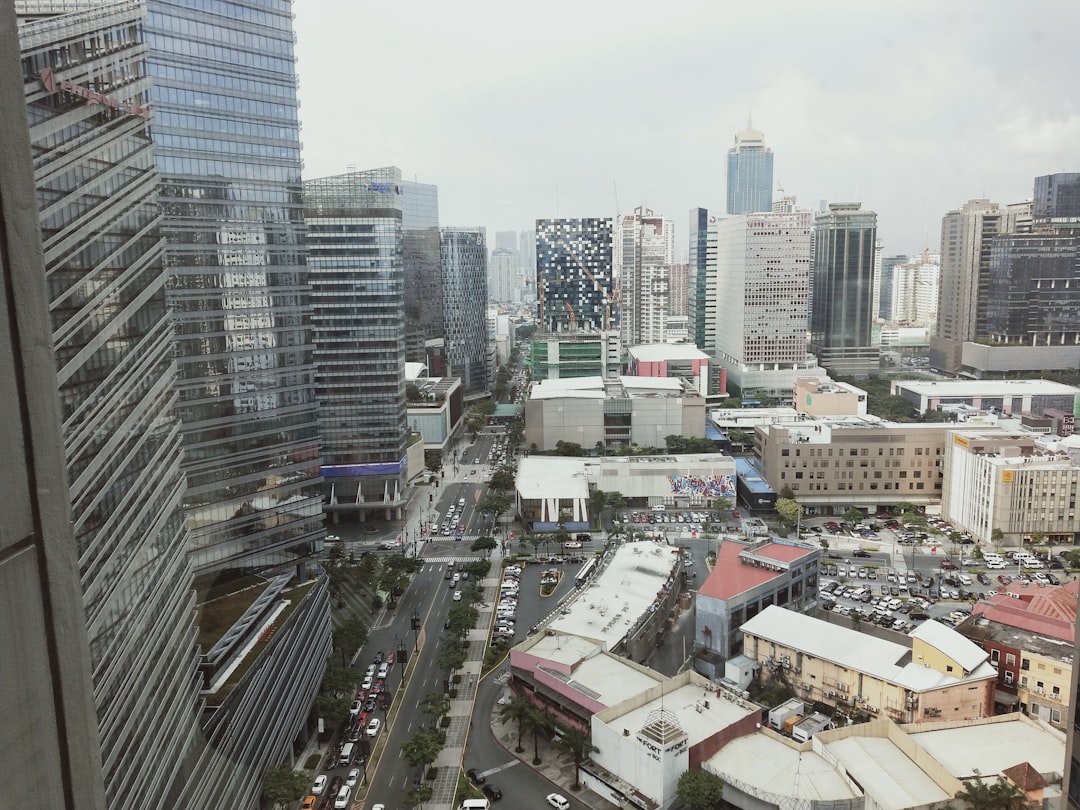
[294,1,1079,257]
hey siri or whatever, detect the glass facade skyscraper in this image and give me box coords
[401,179,443,366]
[441,227,490,395]
[726,121,774,215]
[18,3,203,807]
[305,168,410,517]
[809,203,881,378]
[688,207,712,350]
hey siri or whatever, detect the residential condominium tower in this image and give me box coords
[535,217,615,333]
[304,168,410,518]
[711,206,818,396]
[809,203,881,378]
[17,2,201,806]
[726,119,774,215]
[442,227,490,396]
[615,207,675,346]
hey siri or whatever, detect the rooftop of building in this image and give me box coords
[697,540,818,602]
[959,584,1077,658]
[709,407,800,427]
[907,715,1067,780]
[893,379,1080,398]
[823,733,950,810]
[528,375,692,401]
[794,376,866,396]
[517,456,592,501]
[741,606,996,692]
[547,540,681,651]
[627,344,710,362]
[595,671,758,748]
[512,632,664,708]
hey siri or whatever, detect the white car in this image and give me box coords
[361,675,373,690]
[547,793,571,810]
[366,717,381,736]
[346,768,360,788]
[334,786,351,809]
[312,774,328,795]
[453,590,463,601]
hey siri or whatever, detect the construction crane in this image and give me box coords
[564,302,577,332]
[559,239,620,332]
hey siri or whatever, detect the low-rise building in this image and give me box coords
[741,606,997,723]
[404,364,464,454]
[891,378,1080,419]
[626,343,712,396]
[793,376,868,417]
[957,580,1077,727]
[524,375,705,452]
[695,539,820,665]
[528,331,621,381]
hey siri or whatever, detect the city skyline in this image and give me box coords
[294,1,1080,256]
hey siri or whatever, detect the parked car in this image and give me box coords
[483,784,503,801]
[547,793,570,810]
[466,767,486,785]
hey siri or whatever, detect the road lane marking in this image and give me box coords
[481,759,520,777]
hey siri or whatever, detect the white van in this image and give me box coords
[459,800,490,810]
[339,742,354,767]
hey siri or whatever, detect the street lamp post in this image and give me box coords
[410,608,421,652]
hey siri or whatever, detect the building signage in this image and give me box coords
[39,68,150,119]
[363,182,399,194]
[1061,414,1075,437]
[953,434,970,447]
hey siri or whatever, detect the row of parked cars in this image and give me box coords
[493,565,521,643]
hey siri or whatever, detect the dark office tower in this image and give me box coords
[4,8,108,807]
[442,227,491,395]
[536,218,615,333]
[305,169,410,516]
[1034,173,1080,223]
[17,3,203,807]
[809,203,881,378]
[145,3,331,807]
[402,179,443,365]
[929,199,1006,373]
[878,255,909,323]
[726,119,774,215]
[688,207,713,349]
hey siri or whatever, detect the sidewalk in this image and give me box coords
[427,553,502,810]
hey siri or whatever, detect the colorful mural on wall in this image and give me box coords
[666,473,735,498]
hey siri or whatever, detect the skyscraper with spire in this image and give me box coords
[726,119,774,215]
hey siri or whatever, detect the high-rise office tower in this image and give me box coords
[442,227,490,395]
[615,207,675,346]
[688,208,714,350]
[6,7,111,806]
[726,119,774,215]
[146,2,331,806]
[878,254,909,323]
[535,218,615,333]
[668,262,689,317]
[305,168,410,515]
[929,199,1008,373]
[1034,172,1080,222]
[810,203,881,378]
[17,3,203,807]
[711,208,816,395]
[402,179,443,365]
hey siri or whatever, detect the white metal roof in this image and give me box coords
[909,619,988,673]
[908,717,1066,779]
[516,457,591,501]
[628,344,710,362]
[825,735,950,810]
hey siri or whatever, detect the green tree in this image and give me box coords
[553,440,586,457]
[676,768,725,810]
[605,491,625,509]
[779,485,796,500]
[991,528,1005,547]
[470,536,498,555]
[843,507,865,525]
[711,496,733,513]
[446,603,479,637]
[953,775,1029,810]
[477,492,512,518]
[775,498,804,531]
[314,692,351,724]
[404,783,434,809]
[526,704,554,765]
[665,434,720,454]
[436,636,467,673]
[490,468,516,492]
[462,559,491,579]
[400,728,446,769]
[555,725,599,791]
[420,691,451,724]
[261,764,311,808]
[320,659,354,698]
[406,382,422,402]
[499,695,533,753]
[333,617,369,668]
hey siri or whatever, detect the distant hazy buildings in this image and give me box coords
[489,247,518,303]
[890,251,941,328]
[711,205,819,396]
[535,217,615,333]
[726,120,774,215]
[878,254,908,322]
[305,168,409,517]
[441,227,490,396]
[809,203,881,378]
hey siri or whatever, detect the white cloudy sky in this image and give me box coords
[294,1,1080,256]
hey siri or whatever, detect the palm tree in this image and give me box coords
[526,704,554,765]
[555,725,598,791]
[499,696,532,754]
